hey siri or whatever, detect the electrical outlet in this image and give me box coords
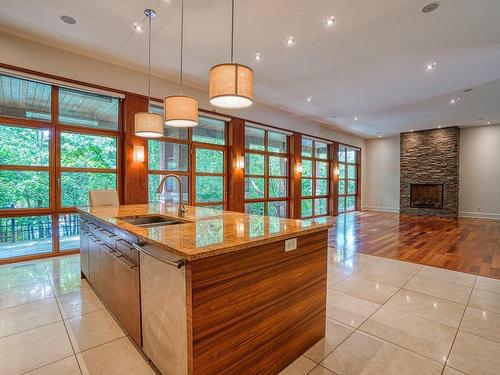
[285,238,297,252]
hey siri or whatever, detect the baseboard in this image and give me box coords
[362,206,400,213]
[459,211,500,220]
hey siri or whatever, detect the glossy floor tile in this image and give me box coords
[321,331,443,375]
[1,251,498,374]
[359,306,456,363]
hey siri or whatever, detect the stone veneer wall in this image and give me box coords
[400,127,460,217]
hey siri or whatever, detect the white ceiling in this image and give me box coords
[0,0,499,138]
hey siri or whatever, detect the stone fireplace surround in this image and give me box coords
[400,127,460,217]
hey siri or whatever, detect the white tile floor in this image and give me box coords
[1,251,499,374]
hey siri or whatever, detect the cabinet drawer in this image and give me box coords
[115,238,139,263]
[96,228,117,246]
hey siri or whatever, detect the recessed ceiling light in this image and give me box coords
[325,16,335,26]
[306,96,312,102]
[134,22,143,32]
[438,125,442,128]
[60,15,76,25]
[254,52,262,61]
[450,97,460,105]
[487,121,491,125]
[286,36,295,46]
[353,116,358,121]
[421,2,440,14]
[425,62,437,71]
[411,129,414,132]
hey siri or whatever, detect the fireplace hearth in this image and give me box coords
[410,184,443,209]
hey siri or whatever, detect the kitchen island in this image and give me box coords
[78,203,331,375]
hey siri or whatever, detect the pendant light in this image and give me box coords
[209,0,253,109]
[135,9,163,138]
[164,0,198,127]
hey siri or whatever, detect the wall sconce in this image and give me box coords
[295,161,303,174]
[133,145,145,162]
[334,167,339,176]
[236,155,245,169]
[236,222,245,237]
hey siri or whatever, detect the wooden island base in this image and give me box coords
[187,230,327,374]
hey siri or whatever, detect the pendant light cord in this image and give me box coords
[180,0,184,92]
[230,0,234,62]
[147,12,152,107]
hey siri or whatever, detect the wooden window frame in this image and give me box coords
[147,120,228,209]
[337,145,360,213]
[300,138,330,218]
[243,125,290,217]
[0,80,122,264]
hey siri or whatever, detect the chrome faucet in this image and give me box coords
[156,174,186,218]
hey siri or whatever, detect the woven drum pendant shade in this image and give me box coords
[164,95,198,127]
[209,63,253,109]
[134,112,163,138]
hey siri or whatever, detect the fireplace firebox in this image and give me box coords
[410,184,443,209]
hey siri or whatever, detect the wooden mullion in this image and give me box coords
[60,167,117,174]
[0,165,50,171]
[0,208,54,217]
[0,117,52,128]
[57,124,120,137]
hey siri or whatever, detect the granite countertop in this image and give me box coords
[78,203,332,261]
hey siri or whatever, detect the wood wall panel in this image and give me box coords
[227,118,245,212]
[123,94,149,204]
[186,230,328,374]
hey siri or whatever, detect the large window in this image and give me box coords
[301,138,330,218]
[148,109,226,209]
[338,145,359,213]
[0,73,120,261]
[244,125,289,217]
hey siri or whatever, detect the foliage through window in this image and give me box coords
[338,145,359,213]
[244,125,289,217]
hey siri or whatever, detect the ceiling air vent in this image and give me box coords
[421,2,440,13]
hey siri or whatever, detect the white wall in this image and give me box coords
[362,136,400,212]
[0,31,364,149]
[459,124,500,219]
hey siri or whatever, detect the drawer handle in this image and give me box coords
[116,238,132,247]
[132,243,186,269]
[101,243,116,254]
[114,253,137,269]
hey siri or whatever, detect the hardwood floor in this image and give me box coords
[328,211,500,279]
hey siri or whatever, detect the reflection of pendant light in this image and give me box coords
[164,0,198,127]
[135,9,163,138]
[209,0,253,109]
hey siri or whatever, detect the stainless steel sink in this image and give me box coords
[117,215,185,228]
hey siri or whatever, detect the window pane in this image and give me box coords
[0,74,51,121]
[59,88,119,130]
[0,125,50,166]
[268,201,287,218]
[315,141,328,159]
[245,153,265,175]
[245,202,265,215]
[61,172,116,207]
[245,126,265,151]
[315,198,328,216]
[339,164,345,179]
[268,132,287,153]
[0,215,52,259]
[148,140,189,172]
[348,165,356,179]
[347,150,356,163]
[150,104,189,139]
[61,133,117,168]
[245,177,265,199]
[338,149,346,162]
[59,214,80,251]
[302,159,312,177]
[192,117,225,145]
[269,178,287,198]
[316,161,329,178]
[149,174,189,202]
[339,180,345,195]
[269,156,288,176]
[301,138,313,157]
[0,171,49,209]
[338,197,346,212]
[196,176,224,203]
[301,178,312,196]
[316,179,328,196]
[301,199,313,218]
[195,149,224,174]
[346,196,356,211]
[347,180,356,194]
